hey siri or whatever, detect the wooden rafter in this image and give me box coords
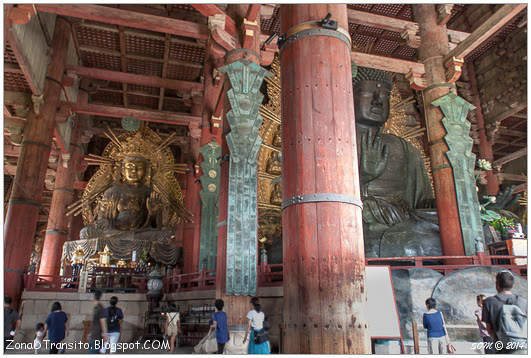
[64,102,201,126]
[159,34,171,111]
[28,4,209,39]
[493,148,527,168]
[77,45,202,69]
[66,66,203,92]
[347,8,469,45]
[118,26,128,108]
[445,4,527,62]
[497,173,527,182]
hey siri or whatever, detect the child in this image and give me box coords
[34,323,45,354]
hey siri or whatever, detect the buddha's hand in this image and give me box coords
[146,192,162,214]
[360,129,389,184]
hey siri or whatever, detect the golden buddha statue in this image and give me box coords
[65,126,191,267]
[270,183,282,206]
[266,151,282,175]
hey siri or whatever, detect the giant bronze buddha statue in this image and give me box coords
[64,126,191,267]
[353,67,442,258]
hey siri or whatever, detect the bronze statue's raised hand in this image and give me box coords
[360,129,389,184]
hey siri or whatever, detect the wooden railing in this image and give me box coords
[163,270,216,292]
[258,263,283,286]
[24,255,527,293]
[24,274,80,292]
[365,254,527,277]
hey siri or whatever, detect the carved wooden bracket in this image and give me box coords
[188,123,202,139]
[437,4,454,26]
[208,14,238,52]
[8,5,36,25]
[445,56,464,83]
[401,24,421,49]
[406,68,427,91]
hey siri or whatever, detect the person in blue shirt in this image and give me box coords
[423,298,450,354]
[209,299,229,354]
[101,296,124,354]
[44,302,68,354]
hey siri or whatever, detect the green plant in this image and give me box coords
[490,216,516,234]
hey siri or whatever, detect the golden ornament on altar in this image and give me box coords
[98,245,112,267]
[117,259,127,268]
[72,246,85,264]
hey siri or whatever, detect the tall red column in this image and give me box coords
[39,122,82,277]
[279,5,370,354]
[466,62,499,195]
[4,17,72,304]
[413,5,465,257]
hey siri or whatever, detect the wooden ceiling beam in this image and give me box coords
[497,127,526,137]
[66,66,203,92]
[29,4,209,39]
[64,102,201,126]
[493,148,527,168]
[351,51,425,75]
[497,173,527,182]
[159,34,171,111]
[347,8,469,45]
[118,26,128,108]
[445,4,527,62]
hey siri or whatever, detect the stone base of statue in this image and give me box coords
[62,228,182,267]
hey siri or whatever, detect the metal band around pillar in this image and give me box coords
[10,197,41,208]
[279,21,351,53]
[45,229,68,236]
[54,187,75,193]
[22,140,52,150]
[282,193,363,210]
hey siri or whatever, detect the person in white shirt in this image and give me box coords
[34,323,45,354]
[243,297,270,354]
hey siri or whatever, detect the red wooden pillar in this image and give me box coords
[413,5,466,257]
[39,124,82,277]
[280,4,370,354]
[4,17,72,304]
[39,79,87,277]
[466,62,499,195]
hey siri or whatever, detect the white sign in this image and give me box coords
[366,266,402,338]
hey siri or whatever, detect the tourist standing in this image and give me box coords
[482,271,527,354]
[209,299,229,354]
[88,290,107,354]
[423,298,451,354]
[243,297,270,354]
[475,294,494,354]
[44,302,69,353]
[4,296,21,352]
[164,303,181,353]
[101,296,123,354]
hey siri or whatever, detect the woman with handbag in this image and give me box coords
[423,298,455,354]
[243,297,270,354]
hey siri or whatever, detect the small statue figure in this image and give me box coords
[272,127,282,148]
[270,183,282,206]
[353,66,441,257]
[266,151,282,175]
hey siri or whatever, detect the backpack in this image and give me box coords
[107,307,120,331]
[495,295,527,348]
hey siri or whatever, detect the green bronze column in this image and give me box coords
[432,93,485,254]
[198,141,221,271]
[219,59,271,296]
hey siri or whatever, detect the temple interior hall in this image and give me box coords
[3,3,528,354]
